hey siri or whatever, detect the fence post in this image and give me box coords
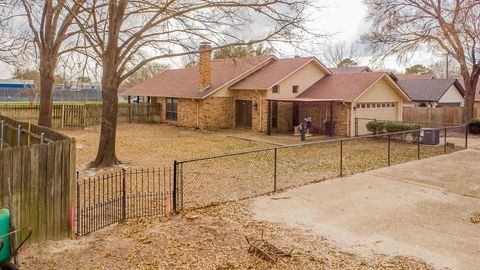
[444,128,447,154]
[387,134,391,166]
[339,140,343,177]
[172,160,178,214]
[76,172,80,236]
[17,124,21,146]
[0,120,4,150]
[121,169,126,220]
[417,130,421,160]
[273,148,277,192]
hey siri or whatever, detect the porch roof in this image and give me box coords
[266,97,343,102]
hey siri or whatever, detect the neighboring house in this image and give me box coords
[394,74,435,80]
[122,43,411,137]
[329,66,372,74]
[397,79,465,108]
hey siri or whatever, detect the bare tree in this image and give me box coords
[362,0,480,121]
[322,41,361,67]
[121,62,169,91]
[70,0,319,167]
[0,0,85,127]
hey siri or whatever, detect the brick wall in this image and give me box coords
[199,97,235,129]
[155,97,234,130]
[301,102,350,136]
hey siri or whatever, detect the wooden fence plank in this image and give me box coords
[46,143,55,239]
[37,144,48,242]
[54,141,63,239]
[29,145,40,242]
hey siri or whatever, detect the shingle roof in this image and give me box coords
[298,72,391,102]
[394,74,435,80]
[329,66,371,74]
[230,57,329,90]
[397,79,463,102]
[122,55,274,98]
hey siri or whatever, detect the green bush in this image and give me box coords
[383,121,421,141]
[366,121,385,135]
[469,119,480,134]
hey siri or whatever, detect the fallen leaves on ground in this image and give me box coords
[20,201,434,270]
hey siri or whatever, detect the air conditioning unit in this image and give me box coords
[420,128,440,145]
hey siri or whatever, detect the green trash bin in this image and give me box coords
[0,208,12,265]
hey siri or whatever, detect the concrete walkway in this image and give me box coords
[252,144,480,270]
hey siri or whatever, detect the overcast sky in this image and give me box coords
[0,0,437,79]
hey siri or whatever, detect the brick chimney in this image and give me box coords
[198,42,212,91]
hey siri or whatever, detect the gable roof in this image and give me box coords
[394,74,435,80]
[397,79,464,102]
[122,55,274,99]
[230,57,331,90]
[298,72,408,102]
[329,66,372,74]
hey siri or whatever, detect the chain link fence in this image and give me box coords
[176,124,468,211]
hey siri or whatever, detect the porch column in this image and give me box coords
[329,101,334,137]
[267,100,272,136]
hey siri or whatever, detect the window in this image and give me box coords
[292,85,299,94]
[272,85,280,93]
[272,101,279,128]
[391,103,396,107]
[166,98,178,121]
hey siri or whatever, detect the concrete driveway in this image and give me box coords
[252,145,480,270]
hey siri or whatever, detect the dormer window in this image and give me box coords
[272,85,280,94]
[292,85,299,93]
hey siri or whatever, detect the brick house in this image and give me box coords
[122,43,411,137]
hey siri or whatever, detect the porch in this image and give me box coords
[266,98,345,137]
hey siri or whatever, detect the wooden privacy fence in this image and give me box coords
[0,103,161,130]
[403,107,480,125]
[0,114,75,243]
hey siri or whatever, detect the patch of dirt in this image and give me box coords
[20,201,434,270]
[471,212,480,224]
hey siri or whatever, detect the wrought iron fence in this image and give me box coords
[76,167,172,236]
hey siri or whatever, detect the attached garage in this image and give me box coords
[352,75,408,136]
[296,72,410,137]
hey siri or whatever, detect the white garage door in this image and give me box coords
[355,102,398,135]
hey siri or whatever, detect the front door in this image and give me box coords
[235,100,253,129]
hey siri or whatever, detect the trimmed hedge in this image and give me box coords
[366,121,421,141]
[469,118,480,134]
[366,121,385,135]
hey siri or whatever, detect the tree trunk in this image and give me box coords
[463,75,479,122]
[38,54,56,127]
[91,81,120,168]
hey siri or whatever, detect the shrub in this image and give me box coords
[469,118,480,134]
[366,121,385,134]
[384,121,421,141]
